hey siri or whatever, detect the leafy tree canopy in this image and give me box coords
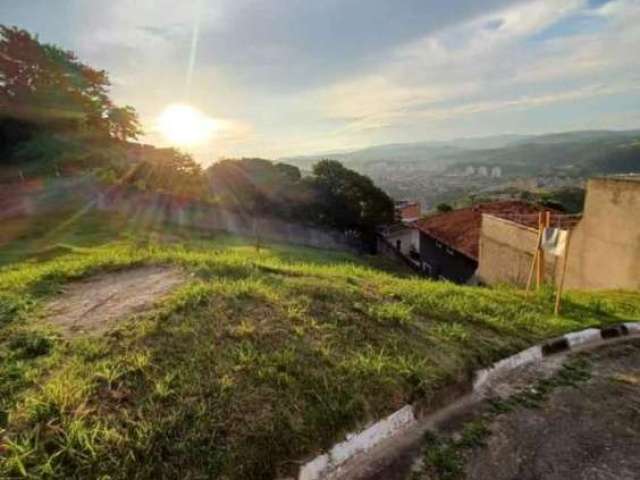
[0,25,141,143]
[306,159,395,242]
[121,148,207,198]
[205,158,394,247]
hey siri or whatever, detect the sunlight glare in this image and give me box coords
[157,103,218,146]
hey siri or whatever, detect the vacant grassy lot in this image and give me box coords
[1,211,639,479]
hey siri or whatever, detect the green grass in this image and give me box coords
[1,210,639,479]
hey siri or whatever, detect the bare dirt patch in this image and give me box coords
[45,265,186,336]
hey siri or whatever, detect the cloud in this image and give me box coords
[3,0,639,158]
[308,0,640,142]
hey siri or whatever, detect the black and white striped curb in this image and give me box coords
[294,322,640,480]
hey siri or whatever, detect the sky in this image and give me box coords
[3,0,640,163]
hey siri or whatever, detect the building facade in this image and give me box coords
[418,231,477,282]
[563,176,640,290]
[413,201,545,284]
[478,176,640,291]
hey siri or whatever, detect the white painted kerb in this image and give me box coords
[565,328,601,348]
[625,323,640,335]
[298,405,416,480]
[473,345,542,392]
[296,323,640,480]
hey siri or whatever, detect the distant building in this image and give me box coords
[478,166,489,177]
[394,200,421,223]
[413,201,547,283]
[378,223,420,258]
[491,166,502,178]
[377,200,422,271]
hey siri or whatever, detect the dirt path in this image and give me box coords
[45,265,186,336]
[408,339,640,480]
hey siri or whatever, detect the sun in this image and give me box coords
[157,103,218,146]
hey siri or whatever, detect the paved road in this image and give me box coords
[464,339,640,480]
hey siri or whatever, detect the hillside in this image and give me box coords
[282,130,640,176]
[1,211,640,479]
[281,129,640,210]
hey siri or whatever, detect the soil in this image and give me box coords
[44,265,186,336]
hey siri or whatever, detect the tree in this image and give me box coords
[206,158,304,216]
[107,106,142,142]
[124,148,207,197]
[0,25,140,141]
[307,159,394,248]
[436,203,453,213]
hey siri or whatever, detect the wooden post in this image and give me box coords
[555,229,573,315]
[526,226,543,292]
[535,212,543,289]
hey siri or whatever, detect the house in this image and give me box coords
[378,222,420,259]
[376,200,422,269]
[478,176,640,290]
[413,201,547,283]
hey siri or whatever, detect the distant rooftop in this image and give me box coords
[413,201,553,260]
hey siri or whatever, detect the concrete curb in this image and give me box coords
[294,322,640,480]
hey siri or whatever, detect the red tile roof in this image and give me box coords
[413,201,553,260]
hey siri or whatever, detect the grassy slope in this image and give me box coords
[1,212,639,479]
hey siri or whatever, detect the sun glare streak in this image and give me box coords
[157,103,218,146]
[184,0,204,99]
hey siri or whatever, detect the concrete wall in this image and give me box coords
[97,187,356,253]
[0,177,99,220]
[478,215,557,287]
[562,177,640,290]
[1,177,356,253]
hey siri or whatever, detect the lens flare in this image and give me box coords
[157,103,218,146]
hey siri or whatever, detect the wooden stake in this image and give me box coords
[526,226,543,292]
[555,228,573,315]
[535,212,543,289]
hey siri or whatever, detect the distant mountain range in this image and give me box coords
[280,129,640,176]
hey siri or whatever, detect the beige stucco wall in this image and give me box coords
[562,177,640,290]
[479,177,640,291]
[478,215,557,287]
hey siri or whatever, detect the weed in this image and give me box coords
[9,333,54,359]
[488,357,592,414]
[369,302,415,326]
[420,431,464,480]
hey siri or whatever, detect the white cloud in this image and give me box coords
[305,0,640,143]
